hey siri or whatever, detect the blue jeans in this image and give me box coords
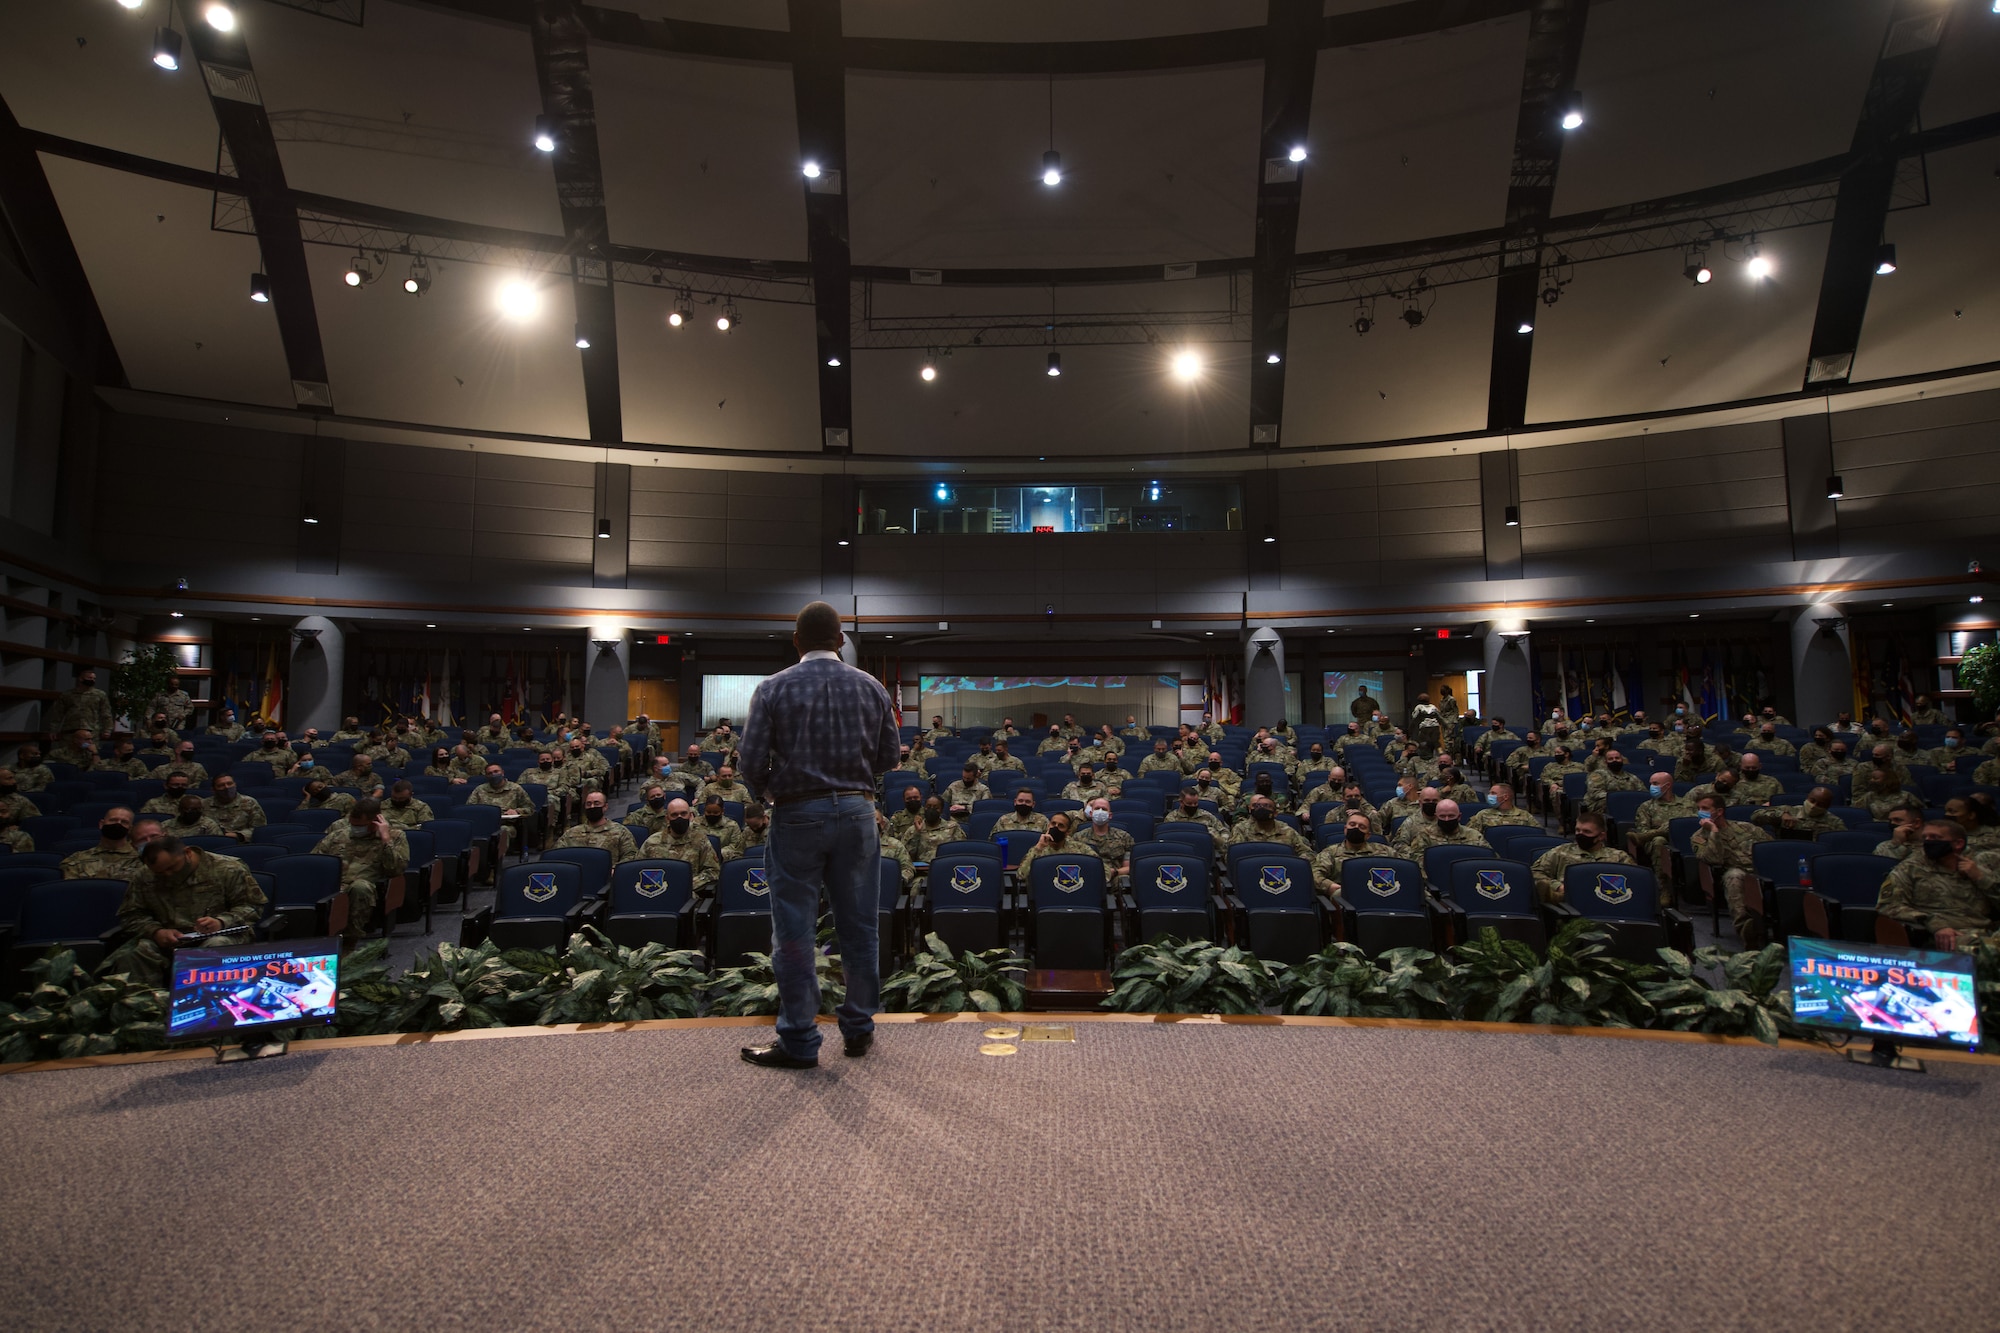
[767,793,880,1058]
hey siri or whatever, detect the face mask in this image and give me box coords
[1049,825,1066,843]
[1437,819,1459,835]
[1673,724,1684,734]
[1180,804,1199,817]
[1253,808,1274,824]
[1715,781,1736,794]
[1347,797,1363,809]
[704,814,723,827]
[1946,738,1960,748]
[1089,808,1111,826]
[1574,832,1599,850]
[585,806,606,822]
[540,761,554,770]
[101,823,129,841]
[391,797,410,808]
[923,810,940,826]
[175,812,200,824]
[1831,752,1847,763]
[1197,780,1210,791]
[216,789,235,803]
[1345,827,1367,845]
[1420,801,1436,817]
[1922,839,1953,863]
[1698,809,1715,822]
[1255,780,1272,794]
[1607,762,1623,773]
[489,776,504,787]
[668,817,690,836]
[1485,793,1499,807]
[1015,804,1034,817]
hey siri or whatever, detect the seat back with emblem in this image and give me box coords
[539,846,612,900]
[1128,854,1213,945]
[604,859,696,950]
[712,859,776,968]
[1026,853,1108,969]
[1442,858,1543,950]
[1422,843,1490,892]
[926,852,1004,955]
[1156,823,1214,864]
[1561,862,1658,922]
[490,862,583,952]
[1331,856,1433,957]
[1230,852,1320,963]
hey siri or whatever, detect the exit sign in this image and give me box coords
[1435,629,1451,639]
[653,634,672,644]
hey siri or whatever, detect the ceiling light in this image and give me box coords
[151,27,181,69]
[249,272,270,303]
[1353,313,1372,336]
[202,3,235,32]
[1516,321,1534,334]
[1401,305,1425,329]
[826,355,841,367]
[1825,475,1844,499]
[1746,253,1772,281]
[403,258,431,296]
[1261,526,1277,544]
[1688,612,1699,618]
[669,294,691,328]
[1874,243,1898,275]
[169,610,185,618]
[426,623,436,629]
[1171,349,1202,381]
[1558,89,1584,131]
[1046,352,1062,376]
[1504,505,1520,527]
[1042,150,1062,187]
[920,358,937,382]
[497,277,539,321]
[574,323,591,350]
[302,510,319,525]
[343,252,374,288]
[934,484,950,501]
[716,302,737,332]
[1971,594,1986,604]
[836,531,851,547]
[533,115,557,153]
[1684,251,1712,285]
[1265,351,1281,364]
[802,160,821,179]
[1288,145,1307,163]
[117,0,144,8]
[597,518,611,539]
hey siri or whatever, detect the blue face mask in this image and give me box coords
[1945,737,1960,748]
[1648,784,1663,797]
[1485,793,1498,807]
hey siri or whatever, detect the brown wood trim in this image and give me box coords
[7,1007,1996,1076]
[0,642,118,668]
[0,592,71,621]
[0,685,57,701]
[0,553,98,603]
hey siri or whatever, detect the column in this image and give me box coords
[1789,604,1852,727]
[583,634,630,725]
[288,615,345,733]
[1481,626,1533,727]
[1243,628,1284,727]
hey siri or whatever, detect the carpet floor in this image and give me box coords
[0,1022,1992,1331]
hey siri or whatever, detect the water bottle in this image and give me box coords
[1798,856,1812,889]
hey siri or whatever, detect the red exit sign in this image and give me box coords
[653,634,672,644]
[1435,629,1451,639]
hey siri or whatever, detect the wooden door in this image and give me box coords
[629,679,680,754]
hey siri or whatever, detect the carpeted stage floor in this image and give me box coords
[1,1020,1992,1331]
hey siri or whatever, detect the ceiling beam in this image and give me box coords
[184,19,332,411]
[1246,0,1323,448]
[529,0,622,443]
[1484,0,1589,434]
[788,0,852,451]
[1799,0,1956,389]
[0,94,125,387]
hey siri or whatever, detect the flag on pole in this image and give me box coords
[258,643,284,727]
[891,661,904,730]
[1609,654,1627,715]
[438,652,456,727]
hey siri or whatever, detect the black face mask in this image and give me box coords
[1345,827,1367,845]
[1253,808,1274,824]
[648,797,667,810]
[923,810,940,826]
[1575,832,1599,850]
[1715,781,1736,794]
[1437,819,1459,835]
[1180,804,1199,817]
[585,806,606,822]
[1255,780,1272,794]
[1048,825,1066,843]
[668,817,690,836]
[1420,801,1436,817]
[1922,839,1954,863]
[175,812,201,824]
[391,797,409,808]
[1607,763,1623,773]
[101,823,129,841]
[1197,780,1210,790]
[1345,797,1361,809]
[1015,805,1033,817]
[540,762,554,770]
[704,814,723,827]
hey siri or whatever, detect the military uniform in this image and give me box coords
[100,755,150,779]
[61,841,145,883]
[1530,841,1637,904]
[150,689,194,730]
[1691,818,1772,947]
[1315,798,1378,830]
[1190,780,1235,817]
[1629,793,1698,888]
[1537,760,1586,806]
[1438,783,1479,808]
[0,791,38,825]
[941,778,991,809]
[728,823,768,860]
[879,832,917,887]
[1061,779,1113,807]
[1197,721,1226,746]
[992,809,1051,835]
[207,720,246,742]
[1226,817,1312,858]
[1312,839,1382,891]
[1862,789,1919,822]
[1120,723,1151,742]
[1467,803,1538,834]
[1472,727,1519,759]
[330,726,369,745]
[1066,823,1135,873]
[1812,757,1858,786]
[905,818,971,865]
[697,779,754,806]
[0,827,30,853]
[1582,768,1644,814]
[1036,734,1071,757]
[163,813,227,839]
[637,826,722,893]
[146,759,211,786]
[1161,806,1230,845]
[1374,794,1421,836]
[1873,837,1919,863]
[1875,856,2000,949]
[467,779,533,815]
[1096,766,1135,793]
[242,744,297,775]
[299,790,358,815]
[100,850,268,984]
[1391,813,1440,850]
[557,819,639,866]
[381,797,436,830]
[330,766,385,793]
[361,743,413,768]
[1401,822,1489,859]
[309,821,409,941]
[1137,752,1183,778]
[626,803,670,839]
[696,815,743,856]
[672,758,715,788]
[1750,804,1846,836]
[47,741,97,769]
[1974,758,2000,786]
[49,682,114,740]
[139,791,199,817]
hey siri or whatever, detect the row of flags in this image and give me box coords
[1204,659,1241,725]
[218,647,581,731]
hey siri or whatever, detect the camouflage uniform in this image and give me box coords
[1537,759,1586,805]
[1036,734,1071,757]
[1067,823,1135,873]
[1748,735,1796,757]
[697,779,754,807]
[330,766,386,794]
[1438,783,1479,808]
[1582,768,1644,814]
[207,720,246,742]
[887,807,926,842]
[101,755,150,779]
[467,779,534,815]
[992,809,1051,835]
[1471,727,1519,759]
[1189,781,1235,818]
[941,779,991,809]
[1197,721,1226,746]
[150,689,194,729]
[299,790,358,815]
[638,826,722,892]
[331,726,369,745]
[1312,839,1383,892]
[1874,857,2000,950]
[1974,757,2000,786]
[1467,803,1539,834]
[1374,794,1421,836]
[1226,817,1312,859]
[1629,794,1698,888]
[242,744,297,775]
[381,797,436,830]
[1750,804,1846,835]
[61,841,145,883]
[101,850,268,985]
[1729,773,1784,806]
[0,827,29,853]
[1401,822,1489,859]
[310,821,411,943]
[139,791,198,818]
[1137,752,1183,778]
[49,683,114,740]
[1691,819,1772,946]
[557,819,639,866]
[47,742,97,769]
[879,833,916,887]
[625,803,669,840]
[730,823,768,860]
[1097,766,1135,794]
[163,813,228,838]
[1872,837,1919,863]
[905,818,972,865]
[1161,806,1230,846]
[671,758,716,789]
[146,759,212,786]
[0,792,37,825]
[1060,779,1113,807]
[1530,841,1637,904]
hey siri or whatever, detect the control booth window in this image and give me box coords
[857,479,1242,535]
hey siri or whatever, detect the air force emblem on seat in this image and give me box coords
[950,865,983,894]
[1593,873,1632,905]
[523,872,557,904]
[1367,867,1401,897]
[1258,865,1291,895]
[744,867,770,897]
[634,868,666,899]
[1052,863,1085,894]
[1475,869,1509,901]
[1155,864,1188,894]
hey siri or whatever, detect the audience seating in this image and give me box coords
[1799,855,1897,942]
[1226,851,1325,964]
[922,851,1006,954]
[261,854,344,940]
[468,862,586,953]
[1436,858,1543,950]
[1024,852,1109,970]
[601,859,697,951]
[1329,857,1432,956]
[709,859,775,969]
[6,879,127,983]
[1127,853,1219,945]
[1551,863,1691,962]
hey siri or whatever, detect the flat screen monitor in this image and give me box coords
[1787,936,1980,1051]
[167,937,340,1041]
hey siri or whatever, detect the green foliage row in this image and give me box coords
[1103,920,1815,1045]
[1955,642,2000,718]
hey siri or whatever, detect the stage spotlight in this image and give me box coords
[1287,145,1307,163]
[1684,251,1712,285]
[343,252,373,287]
[1171,349,1202,381]
[1266,351,1281,364]
[151,26,181,69]
[668,294,691,328]
[802,160,821,179]
[716,302,737,332]
[1352,312,1372,336]
[533,115,556,153]
[1825,475,1844,500]
[920,358,937,382]
[496,277,539,321]
[1516,321,1534,334]
[574,323,591,350]
[1504,505,1520,527]
[1874,243,1898,275]
[1558,89,1584,131]
[1042,150,1062,186]
[402,258,431,296]
[1746,251,1772,281]
[249,272,270,303]
[202,3,235,31]
[117,0,144,8]
[1401,304,1425,328]
[1046,352,1062,376]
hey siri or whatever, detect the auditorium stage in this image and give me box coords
[1,1017,1993,1331]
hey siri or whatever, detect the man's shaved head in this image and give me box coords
[794,601,844,652]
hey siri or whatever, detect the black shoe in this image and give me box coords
[741,1043,817,1069]
[843,1033,873,1059]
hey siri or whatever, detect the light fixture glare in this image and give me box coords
[202,3,235,32]
[151,26,181,69]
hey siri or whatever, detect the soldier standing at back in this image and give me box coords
[50,669,115,742]
[150,675,194,731]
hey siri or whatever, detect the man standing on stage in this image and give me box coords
[735,602,900,1069]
